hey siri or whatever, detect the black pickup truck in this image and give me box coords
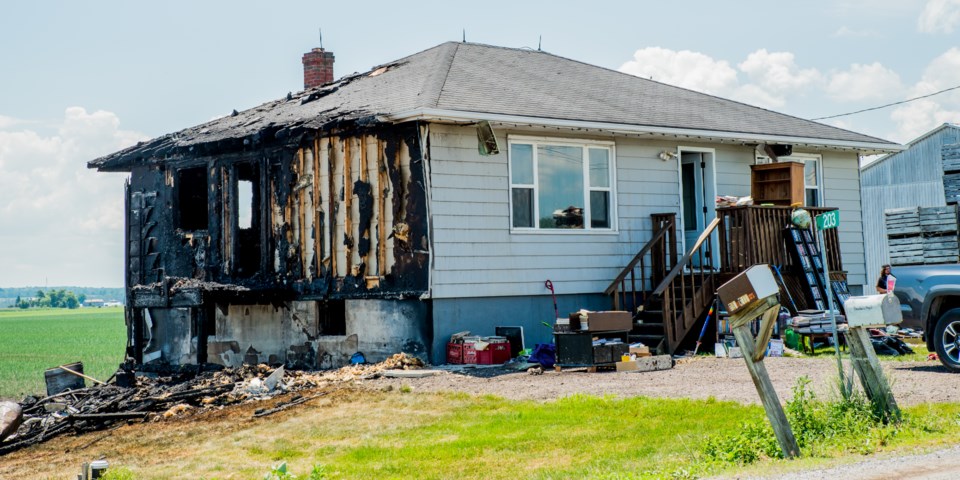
[893,264,960,372]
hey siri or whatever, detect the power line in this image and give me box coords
[810,84,960,121]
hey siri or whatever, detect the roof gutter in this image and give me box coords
[384,108,905,154]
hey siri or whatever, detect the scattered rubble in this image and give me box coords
[0,353,427,456]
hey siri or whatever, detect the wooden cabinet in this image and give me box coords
[750,162,805,206]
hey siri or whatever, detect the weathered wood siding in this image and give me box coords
[860,125,959,284]
[428,124,682,299]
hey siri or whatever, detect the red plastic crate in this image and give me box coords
[446,343,464,365]
[477,342,511,365]
[463,343,478,364]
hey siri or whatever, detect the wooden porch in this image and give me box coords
[606,205,843,355]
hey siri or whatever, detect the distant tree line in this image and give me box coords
[13,289,86,309]
[0,286,124,306]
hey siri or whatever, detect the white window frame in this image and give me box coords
[507,135,618,234]
[790,152,823,207]
[754,152,824,206]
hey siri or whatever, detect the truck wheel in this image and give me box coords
[934,309,960,372]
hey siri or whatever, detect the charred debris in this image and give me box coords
[0,354,425,456]
[89,64,436,369]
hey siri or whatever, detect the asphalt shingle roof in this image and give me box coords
[91,41,898,170]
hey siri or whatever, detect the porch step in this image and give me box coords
[629,334,666,350]
[635,309,664,323]
[632,322,664,336]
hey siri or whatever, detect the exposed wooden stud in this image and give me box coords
[378,139,388,276]
[343,137,353,275]
[313,136,322,276]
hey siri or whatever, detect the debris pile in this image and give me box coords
[0,353,427,456]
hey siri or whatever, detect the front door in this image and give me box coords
[679,149,716,267]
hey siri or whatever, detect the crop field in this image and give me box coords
[0,307,126,400]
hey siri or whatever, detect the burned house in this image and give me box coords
[90,42,901,368]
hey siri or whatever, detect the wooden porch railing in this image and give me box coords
[652,217,721,354]
[605,213,677,312]
[717,206,843,276]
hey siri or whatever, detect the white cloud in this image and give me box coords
[889,47,960,141]
[619,47,826,110]
[832,26,878,37]
[0,107,146,286]
[618,47,738,96]
[738,50,822,93]
[918,0,960,33]
[827,63,903,102]
[0,115,31,130]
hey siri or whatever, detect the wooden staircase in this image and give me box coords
[605,213,720,354]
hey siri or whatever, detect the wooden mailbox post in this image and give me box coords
[719,266,799,458]
[843,294,902,422]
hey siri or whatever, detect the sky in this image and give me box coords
[1,0,958,287]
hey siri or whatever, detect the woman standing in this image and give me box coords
[876,264,894,294]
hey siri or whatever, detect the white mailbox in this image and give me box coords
[843,294,903,328]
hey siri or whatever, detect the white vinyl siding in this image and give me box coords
[429,124,679,299]
[428,124,868,297]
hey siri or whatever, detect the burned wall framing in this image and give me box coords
[122,122,431,364]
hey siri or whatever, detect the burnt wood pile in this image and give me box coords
[0,353,425,456]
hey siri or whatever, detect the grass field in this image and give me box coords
[5,388,960,479]
[0,307,126,400]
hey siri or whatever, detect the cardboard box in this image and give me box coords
[717,265,779,314]
[569,311,632,332]
[629,345,650,356]
[616,360,640,371]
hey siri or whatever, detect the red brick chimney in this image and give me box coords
[302,48,335,89]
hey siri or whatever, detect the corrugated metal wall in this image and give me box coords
[860,125,960,285]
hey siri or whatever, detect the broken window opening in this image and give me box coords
[238,179,253,229]
[234,163,261,277]
[319,299,346,335]
[177,167,208,231]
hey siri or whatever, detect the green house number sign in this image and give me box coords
[815,210,840,230]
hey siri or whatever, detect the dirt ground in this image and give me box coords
[369,356,957,406]
[3,355,959,479]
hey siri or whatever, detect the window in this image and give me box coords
[234,163,261,277]
[802,156,821,207]
[509,138,614,231]
[176,167,208,230]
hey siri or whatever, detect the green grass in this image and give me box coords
[808,342,931,362]
[216,392,960,480]
[0,307,126,400]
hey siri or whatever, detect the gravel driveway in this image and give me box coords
[369,356,957,406]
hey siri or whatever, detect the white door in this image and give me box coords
[679,149,717,267]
